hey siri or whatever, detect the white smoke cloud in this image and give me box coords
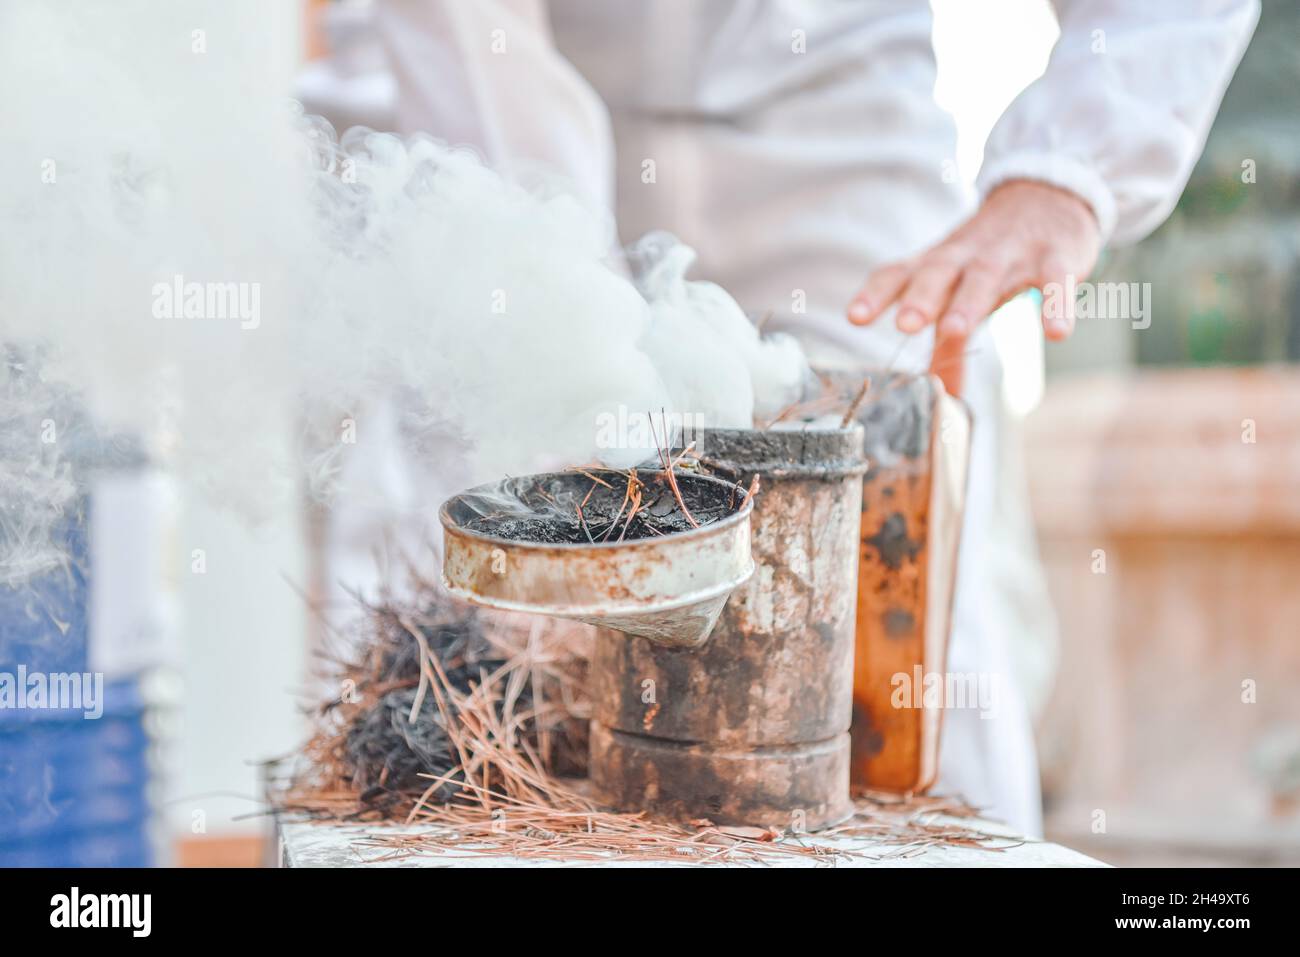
[0,0,807,587]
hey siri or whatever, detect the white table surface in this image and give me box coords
[278,816,1108,868]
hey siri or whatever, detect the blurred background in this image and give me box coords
[1021,0,1300,866]
[3,0,1296,867]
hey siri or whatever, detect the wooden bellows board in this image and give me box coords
[826,371,971,792]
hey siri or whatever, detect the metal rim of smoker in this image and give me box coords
[438,469,756,620]
[438,469,753,551]
[700,424,869,481]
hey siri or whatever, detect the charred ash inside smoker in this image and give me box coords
[449,466,753,545]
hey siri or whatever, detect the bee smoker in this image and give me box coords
[588,425,866,829]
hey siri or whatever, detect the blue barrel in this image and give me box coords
[0,501,155,867]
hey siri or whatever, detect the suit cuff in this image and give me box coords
[977,150,1117,246]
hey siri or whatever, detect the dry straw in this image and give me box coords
[278,574,1011,866]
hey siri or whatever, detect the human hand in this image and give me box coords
[846,179,1101,395]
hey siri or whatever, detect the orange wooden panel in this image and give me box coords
[850,381,968,792]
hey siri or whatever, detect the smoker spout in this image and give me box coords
[562,590,738,649]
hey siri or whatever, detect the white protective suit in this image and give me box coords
[334,0,1258,836]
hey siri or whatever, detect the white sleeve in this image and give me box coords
[373,0,614,211]
[976,0,1259,246]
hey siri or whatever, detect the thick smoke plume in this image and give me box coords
[0,1,807,586]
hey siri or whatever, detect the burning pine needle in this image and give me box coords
[840,377,871,427]
[648,408,698,528]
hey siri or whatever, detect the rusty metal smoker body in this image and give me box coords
[590,426,866,829]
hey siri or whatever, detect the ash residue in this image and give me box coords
[342,609,500,806]
[452,469,744,544]
[288,592,590,819]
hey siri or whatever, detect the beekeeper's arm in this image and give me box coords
[374,0,614,210]
[848,0,1259,394]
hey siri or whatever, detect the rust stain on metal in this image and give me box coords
[439,469,755,648]
[863,511,923,570]
[854,461,934,790]
[589,425,866,829]
[833,371,970,795]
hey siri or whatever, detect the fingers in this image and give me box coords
[925,253,1079,397]
[895,263,962,333]
[847,260,912,325]
[927,265,1003,397]
[1037,255,1076,341]
[848,253,970,333]
[848,249,1004,398]
[939,264,1003,340]
[845,179,1100,398]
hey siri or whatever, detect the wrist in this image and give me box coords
[976,151,1115,244]
[987,178,1099,234]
